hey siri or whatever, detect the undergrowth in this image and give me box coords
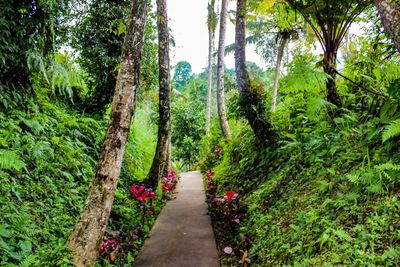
[0,92,159,266]
[200,109,400,266]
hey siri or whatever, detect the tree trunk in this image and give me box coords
[216,0,230,138]
[146,0,171,189]
[375,0,400,55]
[206,0,216,135]
[323,48,342,108]
[235,0,274,144]
[271,36,288,112]
[66,1,149,265]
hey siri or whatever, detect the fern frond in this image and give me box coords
[0,150,26,171]
[19,255,37,267]
[382,119,400,143]
[375,163,400,172]
[307,97,337,120]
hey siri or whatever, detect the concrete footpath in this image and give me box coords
[133,171,219,267]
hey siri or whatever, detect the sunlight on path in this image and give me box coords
[133,171,219,267]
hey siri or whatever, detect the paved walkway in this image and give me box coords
[134,171,219,267]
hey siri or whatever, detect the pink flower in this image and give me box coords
[130,185,145,200]
[206,170,214,179]
[232,213,243,224]
[130,186,155,203]
[100,239,118,254]
[214,147,221,154]
[167,168,177,179]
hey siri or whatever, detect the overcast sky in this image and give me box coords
[168,0,264,74]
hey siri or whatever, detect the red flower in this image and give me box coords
[214,147,221,154]
[162,183,174,192]
[224,191,237,202]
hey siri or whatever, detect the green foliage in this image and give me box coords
[201,104,400,265]
[121,107,157,181]
[0,0,68,91]
[0,88,159,265]
[0,150,26,171]
[172,94,206,170]
[200,34,400,265]
[71,0,158,114]
[70,0,128,113]
[0,93,103,265]
[172,61,193,90]
[382,119,400,143]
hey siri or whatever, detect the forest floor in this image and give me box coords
[133,171,219,267]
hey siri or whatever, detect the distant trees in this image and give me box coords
[173,61,193,90]
[146,0,171,189]
[66,0,149,265]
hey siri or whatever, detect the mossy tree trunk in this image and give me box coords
[66,1,149,265]
[216,0,230,139]
[235,0,274,144]
[375,0,400,55]
[146,0,171,189]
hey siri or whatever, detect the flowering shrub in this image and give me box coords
[205,170,241,226]
[129,185,156,227]
[204,170,250,266]
[206,170,217,202]
[161,168,178,197]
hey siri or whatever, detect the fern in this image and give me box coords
[19,255,37,267]
[375,163,400,172]
[382,119,400,143]
[0,150,26,171]
[307,97,337,120]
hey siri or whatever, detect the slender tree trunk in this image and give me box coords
[323,48,342,108]
[66,1,149,265]
[235,0,274,144]
[167,134,172,165]
[206,0,216,135]
[375,0,400,55]
[271,36,288,112]
[147,0,171,189]
[216,0,230,138]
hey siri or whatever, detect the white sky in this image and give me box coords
[168,0,264,74]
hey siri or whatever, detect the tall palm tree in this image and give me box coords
[216,0,230,138]
[206,0,217,135]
